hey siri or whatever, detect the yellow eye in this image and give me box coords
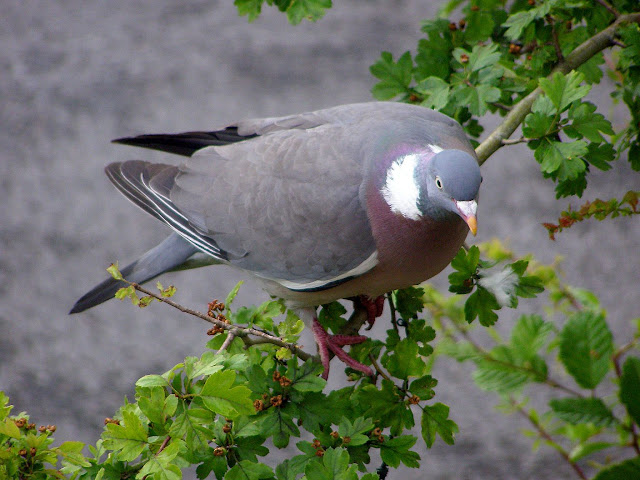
[435,176,443,189]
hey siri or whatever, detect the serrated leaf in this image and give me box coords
[592,457,640,480]
[385,338,428,380]
[370,51,414,100]
[225,281,244,311]
[0,418,21,438]
[559,312,613,389]
[234,0,265,22]
[523,111,555,138]
[102,409,148,462]
[416,77,450,111]
[584,143,614,171]
[502,0,557,40]
[464,288,500,326]
[393,286,425,320]
[289,359,326,392]
[535,139,588,181]
[379,435,420,468]
[566,102,614,142]
[619,356,640,425]
[549,397,616,427]
[452,84,501,116]
[511,315,552,360]
[473,345,546,393]
[421,403,457,448]
[200,370,255,418]
[225,460,273,480]
[285,0,332,25]
[539,71,591,113]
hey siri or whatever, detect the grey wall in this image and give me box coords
[2,1,639,478]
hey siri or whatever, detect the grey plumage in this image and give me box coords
[71,101,481,314]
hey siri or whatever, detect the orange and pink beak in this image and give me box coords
[455,200,478,236]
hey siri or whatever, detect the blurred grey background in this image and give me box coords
[2,1,639,478]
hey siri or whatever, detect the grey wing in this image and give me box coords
[170,124,377,291]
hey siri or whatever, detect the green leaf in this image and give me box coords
[289,360,326,393]
[539,71,591,113]
[337,417,374,447]
[559,312,613,389]
[0,418,21,439]
[584,143,614,171]
[409,375,437,400]
[464,9,495,43]
[225,460,273,480]
[379,435,420,468]
[234,0,265,22]
[200,370,255,418]
[502,0,557,40]
[569,441,616,462]
[460,44,501,73]
[592,457,640,480]
[102,408,148,462]
[566,102,614,142]
[225,281,244,311]
[619,356,640,425]
[472,346,536,394]
[416,77,450,111]
[136,374,170,388]
[464,287,500,327]
[421,403,457,448]
[385,338,428,380]
[107,262,123,280]
[523,111,555,138]
[448,246,480,294]
[452,84,501,117]
[549,397,616,427]
[510,315,552,360]
[535,139,588,181]
[138,441,182,480]
[393,286,425,320]
[306,447,357,480]
[370,51,414,100]
[285,0,332,25]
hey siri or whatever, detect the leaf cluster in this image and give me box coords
[370,0,640,201]
[432,239,640,479]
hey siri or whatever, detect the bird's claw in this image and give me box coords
[312,318,373,380]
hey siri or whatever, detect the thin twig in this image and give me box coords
[156,435,171,455]
[550,16,564,62]
[500,137,531,145]
[595,0,620,17]
[129,282,313,361]
[219,333,236,351]
[512,398,588,480]
[443,317,585,398]
[475,12,640,165]
[369,353,394,383]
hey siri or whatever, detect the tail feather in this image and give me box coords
[112,127,257,157]
[70,233,198,314]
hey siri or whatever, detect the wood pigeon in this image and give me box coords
[70,102,481,378]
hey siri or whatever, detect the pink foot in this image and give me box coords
[312,318,373,380]
[355,295,385,330]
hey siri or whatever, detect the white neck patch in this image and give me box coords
[381,153,422,220]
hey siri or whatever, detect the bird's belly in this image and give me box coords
[263,216,469,308]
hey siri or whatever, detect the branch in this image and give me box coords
[128,282,313,361]
[475,12,640,165]
[512,398,588,480]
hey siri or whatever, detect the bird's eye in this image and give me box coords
[435,176,443,189]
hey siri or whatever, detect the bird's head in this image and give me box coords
[380,148,481,235]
